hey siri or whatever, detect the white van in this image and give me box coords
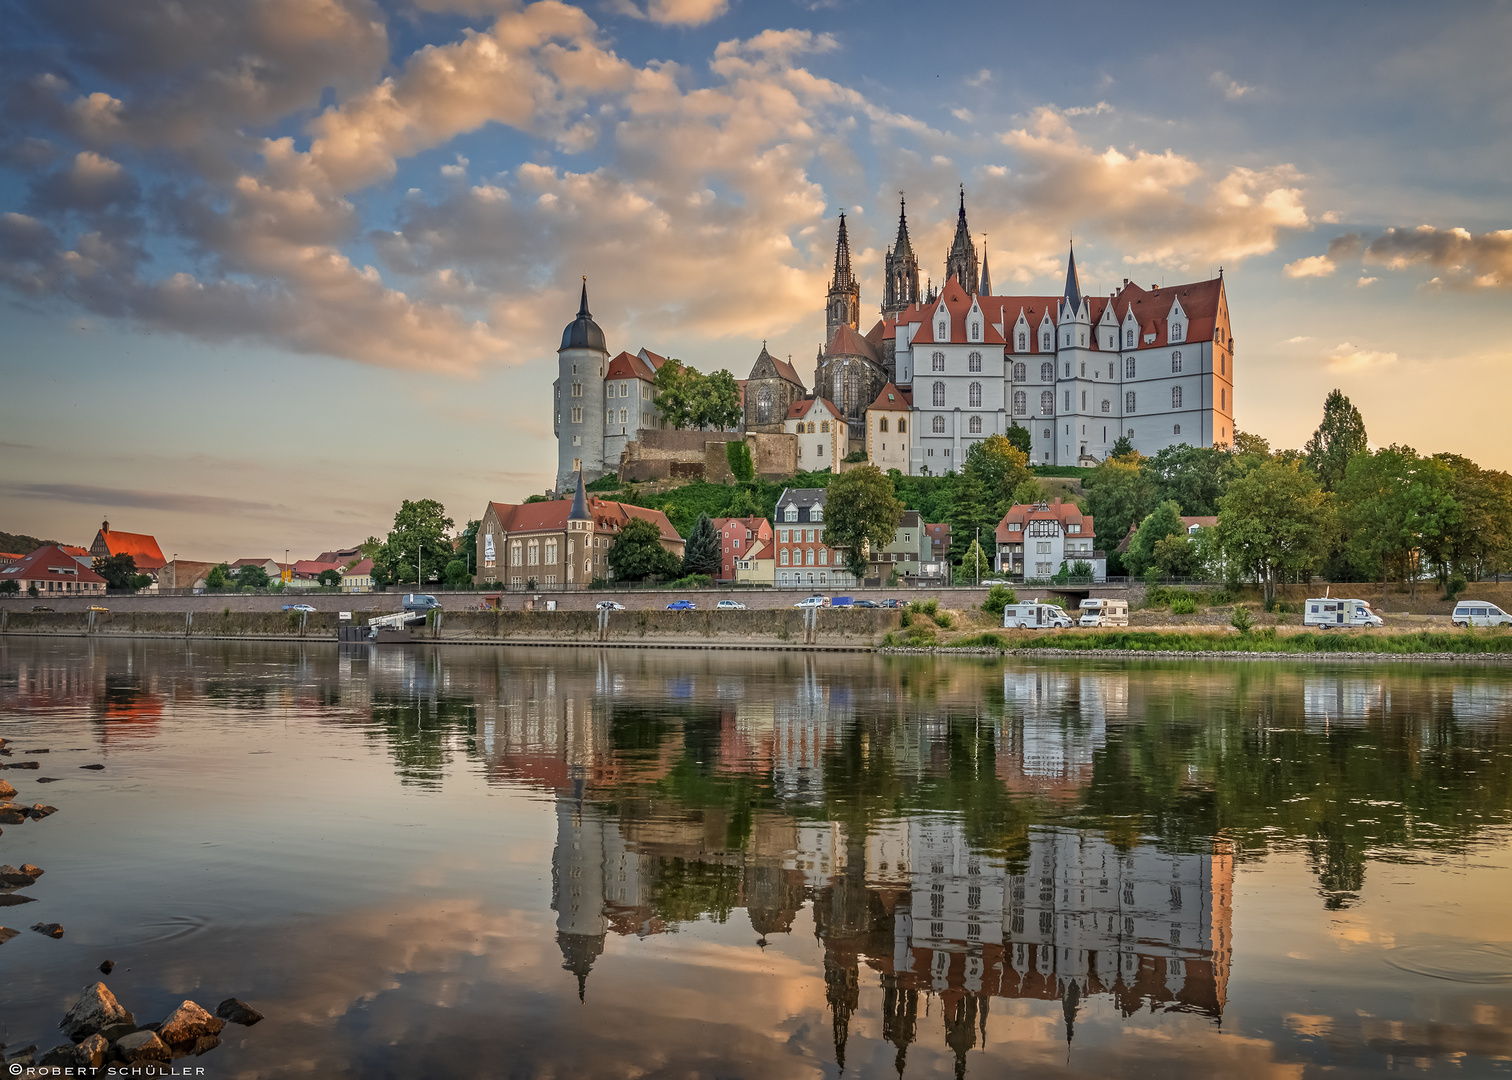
[1078,598,1129,627]
[1451,601,1512,628]
[1304,598,1383,628]
[1003,603,1074,630]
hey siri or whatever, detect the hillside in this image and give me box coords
[0,530,64,555]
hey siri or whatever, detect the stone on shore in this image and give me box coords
[114,1030,170,1064]
[76,1034,109,1069]
[100,959,115,974]
[0,926,18,945]
[31,922,63,937]
[81,764,105,770]
[190,1035,222,1056]
[61,982,134,1040]
[25,804,58,819]
[216,998,264,1026]
[0,780,14,799]
[4,1046,36,1066]
[0,804,25,824]
[158,1000,225,1048]
[36,777,62,783]
[0,864,42,886]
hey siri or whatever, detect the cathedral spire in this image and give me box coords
[1063,243,1082,313]
[882,194,920,318]
[826,212,860,340]
[945,185,980,295]
[893,194,913,258]
[979,237,992,296]
[832,212,855,288]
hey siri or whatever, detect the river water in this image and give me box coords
[1,638,1510,1078]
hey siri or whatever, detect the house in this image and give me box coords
[230,558,282,579]
[865,383,912,473]
[772,487,856,589]
[868,510,927,582]
[995,498,1105,582]
[783,397,845,473]
[342,558,375,592]
[157,560,220,592]
[89,520,166,573]
[289,560,345,586]
[0,552,22,568]
[710,517,772,582]
[475,481,682,588]
[58,545,94,569]
[1,545,108,596]
[735,538,775,587]
[922,523,952,579]
[315,546,364,565]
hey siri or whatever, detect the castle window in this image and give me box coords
[527,541,540,566]
[1220,354,1226,375]
[816,443,824,457]
[1171,322,1183,342]
[1126,391,1136,412]
[932,381,945,406]
[968,416,982,433]
[1014,390,1027,414]
[1018,332,1026,351]
[1080,332,1086,346]
[898,419,906,433]
[570,406,582,423]
[544,540,557,564]
[1101,399,1110,413]
[968,351,982,372]
[1221,387,1227,410]
[1064,390,1071,411]
[1128,428,1134,438]
[619,408,627,424]
[879,417,889,433]
[1014,362,1026,381]
[1125,357,1136,379]
[1126,329,1135,347]
[571,382,583,397]
[606,410,613,424]
[1171,351,1182,373]
[1108,361,1114,379]
[1064,363,1071,378]
[1173,424,1182,435]
[1172,386,1183,408]
[1040,362,1053,382]
[969,382,982,407]
[756,386,772,424]
[932,415,946,433]
[1040,391,1053,415]
[932,351,945,372]
[1043,428,1051,438]
[971,321,980,339]
[1042,332,1051,350]
[510,541,522,565]
[820,420,829,433]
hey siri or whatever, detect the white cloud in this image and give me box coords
[1210,71,1257,100]
[1063,102,1113,117]
[1326,341,1397,370]
[611,0,730,24]
[965,69,991,88]
[951,107,973,122]
[1356,275,1377,287]
[1284,254,1336,278]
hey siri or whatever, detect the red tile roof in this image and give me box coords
[995,498,1093,543]
[488,497,681,544]
[638,348,669,370]
[786,396,843,421]
[896,277,1007,346]
[825,322,881,363]
[867,382,909,412]
[745,539,775,561]
[343,558,374,575]
[606,350,658,382]
[291,560,343,577]
[1,544,107,585]
[92,524,166,570]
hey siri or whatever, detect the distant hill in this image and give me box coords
[0,531,65,555]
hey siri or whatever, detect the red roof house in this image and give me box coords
[89,520,166,572]
[1,545,108,596]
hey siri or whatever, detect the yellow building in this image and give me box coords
[865,382,912,473]
[735,538,775,586]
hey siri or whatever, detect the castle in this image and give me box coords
[554,192,1235,491]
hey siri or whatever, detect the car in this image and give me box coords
[402,593,441,612]
[853,599,880,608]
[1451,601,1512,628]
[282,603,317,613]
[666,600,697,611]
[716,599,747,610]
[793,595,827,608]
[596,600,626,611]
[880,598,903,609]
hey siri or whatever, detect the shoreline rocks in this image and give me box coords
[217,998,264,1026]
[62,982,134,1040]
[1,863,44,886]
[0,779,15,799]
[158,1000,226,1048]
[31,922,63,938]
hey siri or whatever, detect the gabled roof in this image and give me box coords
[994,498,1093,543]
[638,348,669,370]
[1,545,107,584]
[786,397,842,421]
[343,558,374,576]
[291,560,343,577]
[867,382,909,412]
[894,277,1006,345]
[776,487,827,509]
[825,322,881,363]
[864,318,892,346]
[606,350,658,382]
[748,344,805,390]
[231,558,277,569]
[486,496,681,544]
[93,524,166,570]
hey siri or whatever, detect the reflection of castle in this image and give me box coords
[997,670,1125,799]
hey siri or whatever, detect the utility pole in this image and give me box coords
[975,526,980,587]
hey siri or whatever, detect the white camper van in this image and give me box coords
[1078,598,1129,627]
[1003,602,1075,630]
[1451,601,1512,628]
[1304,598,1383,628]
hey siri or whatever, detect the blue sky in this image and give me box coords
[1,0,1508,559]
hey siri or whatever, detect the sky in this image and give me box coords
[1,0,1508,561]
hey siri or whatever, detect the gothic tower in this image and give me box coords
[944,187,979,295]
[825,212,860,342]
[882,196,920,318]
[554,278,610,494]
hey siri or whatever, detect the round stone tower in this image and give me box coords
[555,278,610,493]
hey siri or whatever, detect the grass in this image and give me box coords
[1006,629,1512,654]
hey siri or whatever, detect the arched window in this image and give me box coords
[756,386,772,424]
[1125,357,1136,379]
[968,351,982,372]
[1126,391,1136,413]
[819,420,829,433]
[1013,390,1027,414]
[1171,322,1183,342]
[971,321,980,339]
[1173,424,1182,435]
[1040,362,1053,382]
[780,548,789,565]
[938,320,946,338]
[1064,363,1071,378]
[898,418,906,433]
[932,381,945,406]
[1018,332,1026,351]
[1014,362,1026,381]
[1171,351,1182,373]
[1042,331,1051,350]
[807,548,816,566]
[932,351,945,372]
[510,541,522,566]
[1126,329,1134,347]
[1100,399,1110,413]
[1040,391,1053,415]
[969,382,982,407]
[1171,386,1182,408]
[968,415,982,433]
[1043,428,1051,439]
[932,415,946,433]
[879,417,889,433]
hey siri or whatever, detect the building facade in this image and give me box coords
[772,487,857,590]
[711,516,772,583]
[994,498,1104,582]
[89,520,166,574]
[864,382,911,474]
[784,397,846,473]
[0,545,108,595]
[743,345,807,434]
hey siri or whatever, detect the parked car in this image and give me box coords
[282,603,317,613]
[1002,603,1074,629]
[716,599,747,610]
[1303,597,1382,628]
[1451,601,1512,628]
[402,593,441,612]
[853,599,880,608]
[880,598,903,609]
[793,595,827,608]
[666,600,697,611]
[596,600,626,611]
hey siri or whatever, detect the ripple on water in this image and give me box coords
[125,913,215,946]
[1384,942,1512,984]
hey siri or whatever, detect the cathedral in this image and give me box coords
[554,191,1236,489]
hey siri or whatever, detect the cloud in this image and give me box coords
[1325,341,1397,370]
[1356,276,1377,287]
[1210,71,1257,100]
[965,69,991,88]
[1063,102,1113,117]
[1284,254,1335,278]
[0,482,282,515]
[1362,225,1512,289]
[610,0,730,24]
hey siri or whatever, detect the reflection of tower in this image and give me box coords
[942,992,986,1080]
[824,951,860,1070]
[881,979,918,1077]
[551,795,608,1000]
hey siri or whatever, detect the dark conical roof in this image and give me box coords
[569,469,590,520]
[832,213,855,287]
[1063,245,1082,312]
[893,195,913,258]
[560,278,607,353]
[979,242,992,296]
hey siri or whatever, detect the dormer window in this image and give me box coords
[971,321,980,339]
[938,320,946,338]
[1125,330,1134,347]
[812,507,823,522]
[1018,332,1026,350]
[1042,332,1051,350]
[785,507,798,522]
[1171,323,1183,342]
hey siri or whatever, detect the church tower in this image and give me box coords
[944,187,980,295]
[825,213,860,342]
[554,279,610,494]
[882,196,920,318]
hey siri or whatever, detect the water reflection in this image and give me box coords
[3,639,1511,1076]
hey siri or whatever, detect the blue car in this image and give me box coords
[666,600,697,611]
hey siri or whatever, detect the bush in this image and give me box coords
[1445,575,1468,601]
[982,584,1017,616]
[1230,605,1255,633]
[665,573,713,589]
[0,580,17,594]
[586,473,622,492]
[1170,595,1197,615]
[887,570,903,586]
[933,611,954,629]
[725,440,755,482]
[911,599,939,617]
[899,610,912,628]
[948,632,1007,650]
[842,448,868,464]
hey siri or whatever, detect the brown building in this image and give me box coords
[743,344,807,434]
[476,482,682,588]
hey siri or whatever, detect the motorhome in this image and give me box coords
[1303,597,1383,628]
[1078,598,1129,627]
[1451,601,1512,628]
[1003,602,1075,630]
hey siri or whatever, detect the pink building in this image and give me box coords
[709,517,772,582]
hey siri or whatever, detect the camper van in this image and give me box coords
[1303,598,1383,628]
[1078,598,1129,627]
[1002,603,1075,630]
[1451,601,1512,628]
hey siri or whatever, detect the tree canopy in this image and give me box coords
[653,361,744,431]
[373,499,455,587]
[1085,456,1154,567]
[680,513,721,577]
[1214,460,1334,605]
[92,553,139,591]
[822,465,905,579]
[608,516,681,580]
[1124,500,1187,576]
[1303,389,1369,492]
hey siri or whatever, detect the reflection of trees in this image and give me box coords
[647,858,741,924]
[367,691,476,789]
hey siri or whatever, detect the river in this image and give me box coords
[2,638,1510,1077]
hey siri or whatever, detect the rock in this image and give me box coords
[0,780,14,799]
[1,864,40,886]
[25,749,49,754]
[4,1045,36,1066]
[61,982,134,1040]
[80,764,106,770]
[40,1044,79,1066]
[114,1030,170,1064]
[36,777,62,783]
[31,922,63,937]
[189,1035,222,1056]
[77,1034,109,1069]
[97,1021,138,1044]
[158,1000,225,1048]
[0,893,38,907]
[4,760,40,770]
[25,804,58,819]
[216,998,264,1026]
[0,926,18,945]
[0,804,25,824]
[100,959,115,974]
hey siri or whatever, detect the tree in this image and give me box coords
[317,568,342,588]
[1152,534,1200,578]
[982,584,1017,615]
[1005,421,1032,456]
[206,563,230,589]
[236,563,270,590]
[955,538,990,583]
[608,516,681,580]
[1146,444,1236,516]
[444,559,471,587]
[653,360,698,429]
[1085,456,1154,570]
[681,513,721,577]
[1338,445,1459,600]
[1303,389,1369,492]
[455,519,481,576]
[822,465,905,580]
[692,370,744,430]
[1125,500,1187,576]
[1108,433,1138,460]
[374,499,455,587]
[1214,460,1334,607]
[726,440,755,482]
[1436,454,1512,580]
[93,553,140,591]
[0,580,18,594]
[964,435,1034,517]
